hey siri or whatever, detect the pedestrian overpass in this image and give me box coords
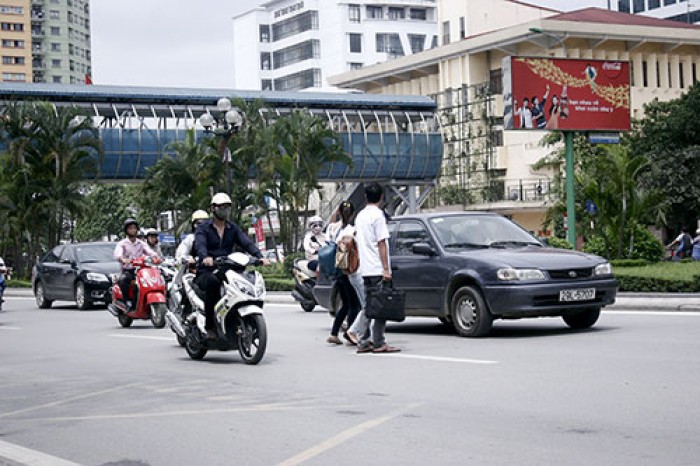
[0,83,443,213]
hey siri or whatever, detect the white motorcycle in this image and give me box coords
[167,252,267,364]
[163,257,192,347]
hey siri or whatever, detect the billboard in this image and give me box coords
[503,57,630,132]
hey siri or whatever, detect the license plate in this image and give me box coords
[559,288,595,302]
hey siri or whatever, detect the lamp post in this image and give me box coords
[199,97,243,196]
[529,27,576,248]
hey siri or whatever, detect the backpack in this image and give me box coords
[317,242,338,278]
[336,235,359,274]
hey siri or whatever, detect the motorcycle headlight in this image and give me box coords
[594,262,613,277]
[254,274,265,297]
[231,276,256,296]
[86,272,109,283]
[496,268,546,281]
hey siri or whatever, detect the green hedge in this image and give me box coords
[613,261,700,292]
[6,279,31,288]
[264,277,295,292]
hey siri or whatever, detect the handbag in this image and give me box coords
[317,242,338,278]
[365,280,406,322]
[335,235,359,274]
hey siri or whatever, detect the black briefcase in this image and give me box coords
[365,280,406,322]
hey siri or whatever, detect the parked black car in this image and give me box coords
[33,242,120,310]
[313,212,617,337]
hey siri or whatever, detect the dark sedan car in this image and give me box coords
[313,212,617,337]
[33,242,120,310]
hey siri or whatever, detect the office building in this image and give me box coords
[527,0,699,24]
[233,0,438,91]
[0,0,91,84]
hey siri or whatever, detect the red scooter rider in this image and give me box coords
[113,218,159,311]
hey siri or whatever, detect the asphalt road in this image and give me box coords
[1,296,699,466]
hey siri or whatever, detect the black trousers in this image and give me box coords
[118,269,136,307]
[196,271,220,330]
[331,274,360,336]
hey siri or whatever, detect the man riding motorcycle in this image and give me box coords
[145,228,164,259]
[176,210,209,264]
[114,218,159,310]
[194,193,269,339]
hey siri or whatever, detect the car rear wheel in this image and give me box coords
[75,281,92,310]
[562,307,601,329]
[35,281,53,309]
[450,285,493,337]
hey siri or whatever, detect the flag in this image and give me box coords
[85,74,93,85]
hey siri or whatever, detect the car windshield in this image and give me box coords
[429,215,542,250]
[75,244,115,263]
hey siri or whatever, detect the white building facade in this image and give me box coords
[233,0,438,91]
[527,0,699,24]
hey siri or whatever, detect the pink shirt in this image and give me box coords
[114,238,157,269]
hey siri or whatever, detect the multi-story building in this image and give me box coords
[0,0,91,84]
[233,0,438,91]
[0,0,31,83]
[329,0,700,233]
[528,0,700,24]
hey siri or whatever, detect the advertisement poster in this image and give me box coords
[503,57,631,132]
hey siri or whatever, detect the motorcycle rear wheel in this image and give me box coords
[185,333,208,360]
[118,314,133,328]
[237,314,267,365]
[150,303,167,328]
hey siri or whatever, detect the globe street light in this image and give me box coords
[199,97,243,196]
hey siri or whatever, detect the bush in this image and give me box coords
[582,224,664,262]
[610,259,649,268]
[546,236,573,250]
[264,277,295,292]
[283,251,304,273]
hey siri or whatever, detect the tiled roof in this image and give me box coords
[549,7,700,29]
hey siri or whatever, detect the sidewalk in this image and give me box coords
[5,288,699,311]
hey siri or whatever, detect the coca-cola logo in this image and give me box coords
[602,61,625,79]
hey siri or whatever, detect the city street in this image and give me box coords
[0,296,699,466]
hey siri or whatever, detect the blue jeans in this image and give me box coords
[348,275,388,347]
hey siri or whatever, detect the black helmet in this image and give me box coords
[123,218,139,233]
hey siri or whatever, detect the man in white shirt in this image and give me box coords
[348,183,401,353]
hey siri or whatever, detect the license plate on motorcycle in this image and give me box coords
[559,288,595,302]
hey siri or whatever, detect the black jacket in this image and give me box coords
[194,219,262,272]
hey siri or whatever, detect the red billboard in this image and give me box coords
[503,57,630,132]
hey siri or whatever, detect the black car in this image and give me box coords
[313,212,617,337]
[33,242,120,310]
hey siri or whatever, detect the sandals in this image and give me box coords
[372,344,401,353]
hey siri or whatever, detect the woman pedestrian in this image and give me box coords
[326,201,360,345]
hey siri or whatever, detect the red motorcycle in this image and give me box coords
[107,256,167,328]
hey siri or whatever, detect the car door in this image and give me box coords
[54,245,77,300]
[39,245,64,298]
[390,220,448,315]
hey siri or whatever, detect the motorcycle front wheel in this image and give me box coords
[237,314,267,365]
[185,331,208,360]
[150,303,167,328]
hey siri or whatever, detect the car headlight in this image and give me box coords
[497,268,546,281]
[86,272,109,282]
[594,262,613,277]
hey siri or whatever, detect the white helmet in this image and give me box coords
[211,192,232,206]
[308,215,323,227]
[145,228,159,237]
[191,210,209,223]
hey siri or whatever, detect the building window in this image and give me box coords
[51,43,60,52]
[460,17,466,39]
[693,63,697,83]
[260,52,271,70]
[2,39,24,48]
[431,35,438,48]
[680,63,685,88]
[618,0,630,12]
[274,68,321,91]
[52,75,62,83]
[642,60,648,87]
[648,0,661,9]
[2,72,25,81]
[51,59,61,68]
[410,8,427,20]
[273,40,319,69]
[490,130,504,148]
[366,5,383,19]
[348,4,360,23]
[49,10,60,19]
[489,68,503,94]
[272,11,319,42]
[664,0,677,5]
[442,21,450,45]
[349,62,363,70]
[50,26,60,35]
[1,22,23,32]
[259,25,270,43]
[388,7,405,20]
[261,79,273,91]
[2,56,24,65]
[633,0,645,12]
[349,33,362,53]
[376,33,404,56]
[408,34,425,53]
[0,5,23,14]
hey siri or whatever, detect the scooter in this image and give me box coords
[164,257,193,347]
[173,252,267,364]
[107,256,168,328]
[291,258,318,312]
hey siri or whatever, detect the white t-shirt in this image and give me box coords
[355,204,390,277]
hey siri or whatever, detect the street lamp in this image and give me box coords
[529,27,577,248]
[199,97,243,196]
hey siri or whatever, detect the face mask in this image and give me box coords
[213,206,231,220]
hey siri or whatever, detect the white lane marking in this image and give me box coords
[108,334,173,341]
[357,353,498,364]
[0,438,80,466]
[0,382,142,419]
[277,402,423,466]
[604,310,700,317]
[0,326,21,330]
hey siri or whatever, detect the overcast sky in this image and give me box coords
[89,0,605,89]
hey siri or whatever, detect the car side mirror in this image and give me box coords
[412,242,437,256]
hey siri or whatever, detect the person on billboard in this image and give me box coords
[531,84,550,129]
[546,86,570,130]
[513,97,533,129]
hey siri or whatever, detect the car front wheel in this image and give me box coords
[450,285,493,337]
[562,307,601,329]
[75,281,92,310]
[35,281,53,309]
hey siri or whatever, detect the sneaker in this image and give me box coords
[326,335,343,345]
